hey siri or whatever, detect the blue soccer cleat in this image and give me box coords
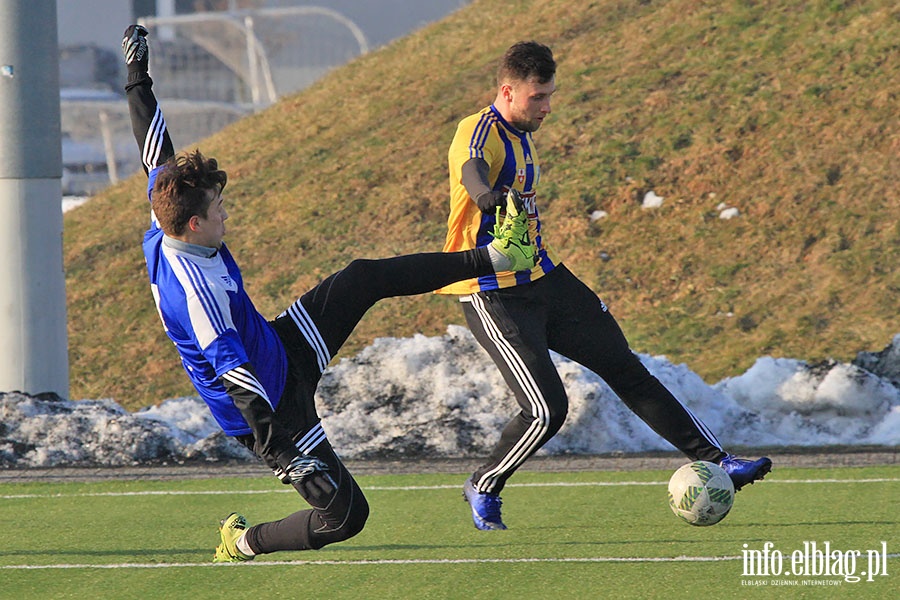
[463,477,507,530]
[719,455,772,491]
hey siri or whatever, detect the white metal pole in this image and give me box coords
[0,0,69,398]
[100,110,119,184]
[157,0,177,41]
[243,15,261,106]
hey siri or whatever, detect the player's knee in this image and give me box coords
[342,494,369,539]
[537,406,567,439]
[342,258,377,280]
[548,405,568,432]
[328,493,368,545]
[527,401,567,435]
[311,490,369,549]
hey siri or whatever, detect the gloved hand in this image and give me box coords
[274,453,331,485]
[480,188,524,215]
[475,189,505,214]
[122,24,149,74]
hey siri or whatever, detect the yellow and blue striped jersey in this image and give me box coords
[437,105,558,295]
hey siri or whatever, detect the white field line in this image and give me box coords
[3,554,899,571]
[0,556,743,570]
[1,477,898,500]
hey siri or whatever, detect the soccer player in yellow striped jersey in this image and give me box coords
[439,104,558,293]
[444,41,772,532]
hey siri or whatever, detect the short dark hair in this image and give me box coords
[152,150,227,236]
[498,41,556,86]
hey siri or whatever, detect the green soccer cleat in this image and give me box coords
[213,512,254,563]
[489,189,537,272]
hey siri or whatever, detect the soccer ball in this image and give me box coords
[667,461,734,526]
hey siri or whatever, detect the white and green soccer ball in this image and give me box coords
[667,461,735,526]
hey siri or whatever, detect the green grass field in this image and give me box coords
[2,466,897,599]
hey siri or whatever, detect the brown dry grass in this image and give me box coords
[64,0,900,410]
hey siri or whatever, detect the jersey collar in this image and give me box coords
[489,105,528,139]
[162,234,218,258]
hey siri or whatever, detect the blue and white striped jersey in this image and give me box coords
[142,168,287,436]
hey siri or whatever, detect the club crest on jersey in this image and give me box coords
[517,168,526,184]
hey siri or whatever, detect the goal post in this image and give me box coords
[138,5,369,108]
[60,5,370,195]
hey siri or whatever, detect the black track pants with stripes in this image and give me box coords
[462,264,726,495]
[242,249,496,553]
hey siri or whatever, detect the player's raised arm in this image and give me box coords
[122,25,174,177]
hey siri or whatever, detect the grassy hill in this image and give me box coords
[64,0,900,411]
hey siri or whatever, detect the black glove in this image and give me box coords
[274,453,332,485]
[475,189,505,214]
[122,24,149,74]
[479,188,524,215]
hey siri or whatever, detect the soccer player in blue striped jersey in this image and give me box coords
[122,25,534,560]
[439,41,772,531]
